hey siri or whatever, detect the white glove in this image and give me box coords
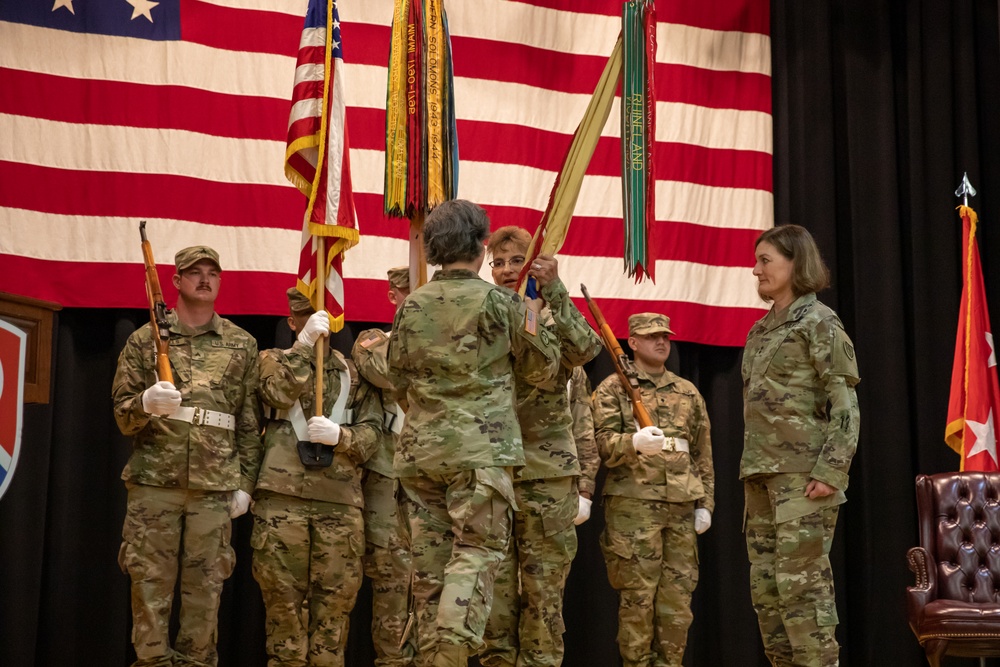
[297,310,331,347]
[574,496,593,525]
[632,426,665,455]
[229,489,252,519]
[694,508,712,534]
[142,381,182,416]
[308,415,341,445]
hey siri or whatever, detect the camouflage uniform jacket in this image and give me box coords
[514,279,602,483]
[594,367,714,511]
[352,328,398,479]
[740,293,860,490]
[388,268,562,477]
[256,341,382,507]
[112,312,261,494]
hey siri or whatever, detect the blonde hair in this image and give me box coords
[487,225,531,257]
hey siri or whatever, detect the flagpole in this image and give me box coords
[315,235,326,416]
[409,212,427,290]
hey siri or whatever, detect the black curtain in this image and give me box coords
[2,1,1000,665]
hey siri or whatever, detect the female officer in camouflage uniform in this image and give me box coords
[388,200,562,667]
[742,225,860,667]
[479,226,602,667]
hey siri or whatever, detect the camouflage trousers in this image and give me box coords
[600,496,698,667]
[363,471,416,666]
[480,476,579,667]
[118,484,235,667]
[744,473,843,667]
[398,467,515,667]
[251,492,365,667]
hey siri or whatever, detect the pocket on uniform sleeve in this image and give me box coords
[249,514,268,551]
[815,600,839,627]
[464,569,495,637]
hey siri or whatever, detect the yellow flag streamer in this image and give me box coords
[518,36,623,296]
[424,0,447,207]
[384,0,409,212]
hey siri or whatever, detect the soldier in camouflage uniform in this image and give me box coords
[252,288,383,666]
[594,313,715,667]
[479,226,602,667]
[387,200,562,667]
[742,225,860,667]
[112,246,261,667]
[352,266,417,667]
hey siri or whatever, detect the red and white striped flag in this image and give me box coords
[0,0,771,346]
[285,0,357,331]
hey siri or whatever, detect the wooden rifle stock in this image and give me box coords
[139,221,174,384]
[580,284,654,428]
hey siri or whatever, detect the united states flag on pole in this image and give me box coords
[285,0,357,331]
[0,0,771,346]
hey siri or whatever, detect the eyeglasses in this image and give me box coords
[489,256,526,270]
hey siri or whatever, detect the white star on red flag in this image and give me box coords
[967,409,998,464]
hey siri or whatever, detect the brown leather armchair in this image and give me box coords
[908,472,1000,666]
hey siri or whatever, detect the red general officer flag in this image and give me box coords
[945,205,1000,471]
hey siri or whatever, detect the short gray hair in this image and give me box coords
[424,200,490,266]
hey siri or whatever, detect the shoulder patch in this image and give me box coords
[843,341,855,360]
[359,331,385,349]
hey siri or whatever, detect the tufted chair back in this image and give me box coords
[908,472,1000,666]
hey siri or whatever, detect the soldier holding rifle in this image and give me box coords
[112,240,261,667]
[590,305,715,667]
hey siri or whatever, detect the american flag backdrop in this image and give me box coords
[0,0,772,346]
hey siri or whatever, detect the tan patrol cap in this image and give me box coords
[286,287,314,314]
[387,266,410,291]
[174,246,221,272]
[628,312,675,337]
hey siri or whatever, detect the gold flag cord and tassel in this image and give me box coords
[385,0,458,289]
